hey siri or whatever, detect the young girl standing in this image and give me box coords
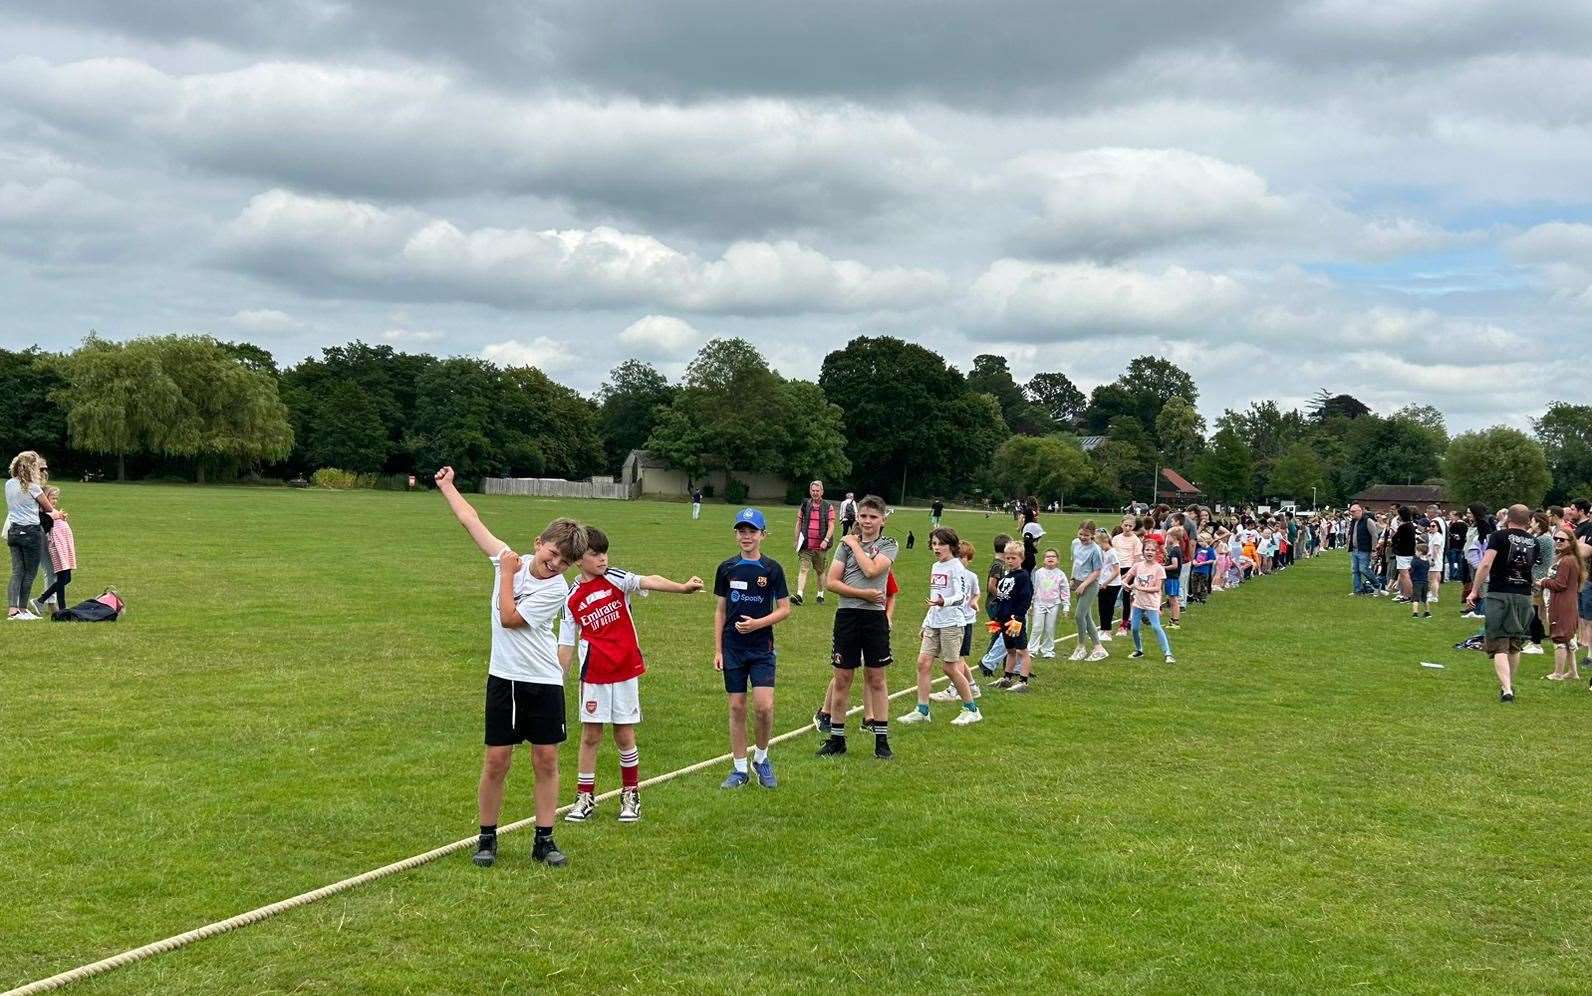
[1122,538,1175,663]
[1030,548,1067,658]
[33,485,76,617]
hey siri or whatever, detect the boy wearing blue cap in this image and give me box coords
[713,508,791,788]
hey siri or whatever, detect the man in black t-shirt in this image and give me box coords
[930,498,944,527]
[1467,504,1538,702]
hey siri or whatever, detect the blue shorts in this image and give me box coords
[723,646,776,694]
[1579,581,1592,622]
[1163,578,1181,597]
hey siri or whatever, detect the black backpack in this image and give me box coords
[53,588,126,622]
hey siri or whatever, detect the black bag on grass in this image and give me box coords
[53,588,125,622]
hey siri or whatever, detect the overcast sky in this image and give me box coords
[4,1,1590,431]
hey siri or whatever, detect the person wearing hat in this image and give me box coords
[712,508,790,788]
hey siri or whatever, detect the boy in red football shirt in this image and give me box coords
[559,527,703,823]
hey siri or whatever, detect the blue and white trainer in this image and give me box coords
[752,758,777,788]
[720,767,751,789]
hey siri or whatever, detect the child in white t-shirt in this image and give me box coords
[1424,518,1445,603]
[1029,548,1069,658]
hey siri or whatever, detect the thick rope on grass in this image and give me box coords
[6,636,1071,996]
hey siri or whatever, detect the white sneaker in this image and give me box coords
[1041,651,1056,659]
[1086,648,1109,661]
[1098,629,1113,642]
[950,708,983,726]
[1165,654,1177,664]
[1523,643,1545,655]
[897,708,931,724]
[971,683,981,699]
[564,791,597,822]
[928,688,960,702]
[13,611,39,621]
[1069,647,1086,661]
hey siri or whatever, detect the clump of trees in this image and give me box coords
[0,332,1577,507]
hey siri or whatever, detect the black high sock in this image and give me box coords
[534,825,552,840]
[480,824,496,838]
[874,720,888,740]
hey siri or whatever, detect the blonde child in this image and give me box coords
[1030,548,1068,658]
[1121,537,1176,664]
[32,485,76,617]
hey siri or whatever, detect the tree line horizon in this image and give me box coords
[0,333,1582,510]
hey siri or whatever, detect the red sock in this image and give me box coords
[619,746,639,788]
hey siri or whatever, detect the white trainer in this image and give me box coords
[971,683,981,699]
[897,708,932,724]
[1523,644,1545,655]
[950,709,983,726]
[1069,647,1087,661]
[1098,629,1113,642]
[928,688,960,702]
[1086,648,1109,661]
[564,792,597,822]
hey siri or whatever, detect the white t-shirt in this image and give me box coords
[1424,530,1444,560]
[5,478,42,527]
[924,557,970,629]
[1100,549,1122,587]
[489,551,569,685]
[961,569,980,625]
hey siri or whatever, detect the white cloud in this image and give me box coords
[964,259,1247,338]
[1504,221,1592,306]
[230,308,302,332]
[618,315,702,358]
[220,189,949,315]
[481,337,580,373]
[379,328,440,344]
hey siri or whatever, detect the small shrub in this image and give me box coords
[725,478,750,505]
[373,473,413,491]
[311,468,376,490]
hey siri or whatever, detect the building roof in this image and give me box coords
[1351,484,1448,506]
[1077,435,1107,452]
[624,449,671,470]
[1160,467,1200,494]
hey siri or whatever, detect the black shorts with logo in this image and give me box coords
[831,607,893,669]
[484,674,567,747]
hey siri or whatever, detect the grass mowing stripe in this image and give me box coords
[5,632,1059,996]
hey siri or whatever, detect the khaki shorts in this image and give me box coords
[1483,592,1533,655]
[798,547,829,575]
[920,625,963,661]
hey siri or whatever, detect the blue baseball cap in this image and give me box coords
[733,507,767,531]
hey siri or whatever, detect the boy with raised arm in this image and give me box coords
[434,467,586,869]
[559,526,703,824]
[714,508,791,787]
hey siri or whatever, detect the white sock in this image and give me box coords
[752,746,768,764]
[733,755,749,773]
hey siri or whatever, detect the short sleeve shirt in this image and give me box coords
[834,535,898,611]
[489,553,569,685]
[714,555,788,654]
[1486,528,1537,596]
[560,567,647,684]
[5,478,42,527]
[1129,561,1168,611]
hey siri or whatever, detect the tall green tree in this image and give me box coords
[1533,402,1592,502]
[54,335,185,480]
[0,348,69,469]
[967,354,1050,434]
[302,379,388,473]
[407,357,503,481]
[280,342,436,474]
[819,335,968,498]
[1154,395,1206,471]
[498,365,606,479]
[597,359,675,473]
[1445,427,1551,509]
[991,435,1093,505]
[775,379,851,485]
[1193,427,1255,505]
[1309,390,1371,421]
[152,336,294,482]
[1266,443,1326,504]
[1025,372,1087,430]
[1341,414,1444,494]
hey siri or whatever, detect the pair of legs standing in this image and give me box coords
[1130,607,1174,660]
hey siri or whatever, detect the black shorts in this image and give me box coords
[484,675,567,747]
[1000,619,1030,651]
[959,622,973,659]
[831,607,894,669]
[723,646,776,693]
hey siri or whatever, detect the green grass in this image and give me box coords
[5,485,1592,994]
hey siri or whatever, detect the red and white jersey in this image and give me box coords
[559,567,647,684]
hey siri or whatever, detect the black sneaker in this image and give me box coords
[472,833,498,867]
[1500,690,1515,703]
[813,710,830,734]
[815,736,847,757]
[791,594,804,606]
[978,665,996,678]
[1129,650,1145,659]
[858,718,878,735]
[874,738,893,760]
[531,836,568,867]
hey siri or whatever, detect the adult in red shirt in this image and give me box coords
[792,479,836,606]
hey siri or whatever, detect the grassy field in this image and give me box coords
[5,484,1592,994]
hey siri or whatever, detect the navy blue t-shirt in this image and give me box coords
[714,555,789,654]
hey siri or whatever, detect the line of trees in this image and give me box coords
[1,333,1582,508]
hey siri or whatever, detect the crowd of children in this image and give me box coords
[434,472,1334,870]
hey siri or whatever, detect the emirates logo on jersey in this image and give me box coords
[579,587,614,611]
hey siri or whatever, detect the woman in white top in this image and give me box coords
[7,451,60,620]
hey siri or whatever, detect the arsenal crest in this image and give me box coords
[585,700,598,715]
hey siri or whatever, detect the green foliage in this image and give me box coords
[776,379,851,484]
[1309,390,1371,421]
[1342,414,1444,494]
[0,347,69,467]
[598,359,675,473]
[1444,426,1551,509]
[310,467,377,489]
[1025,371,1087,430]
[967,354,1051,434]
[1194,427,1256,505]
[1266,443,1325,502]
[724,478,750,504]
[1533,403,1592,503]
[300,378,389,473]
[992,435,1093,503]
[1088,355,1199,435]
[1154,395,1206,471]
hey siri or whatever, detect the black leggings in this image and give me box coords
[1098,585,1118,631]
[36,567,71,611]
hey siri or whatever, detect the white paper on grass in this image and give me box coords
[1420,661,1446,669]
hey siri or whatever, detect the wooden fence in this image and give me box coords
[483,477,637,500]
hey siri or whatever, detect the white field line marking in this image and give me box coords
[5,631,1076,996]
